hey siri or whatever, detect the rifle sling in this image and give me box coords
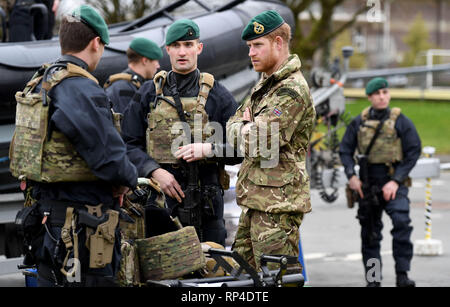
[363,112,389,156]
[169,82,187,124]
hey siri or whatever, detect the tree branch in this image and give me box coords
[317,4,369,48]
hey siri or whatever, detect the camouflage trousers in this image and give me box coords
[232,208,303,272]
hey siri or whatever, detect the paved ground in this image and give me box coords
[300,178,450,287]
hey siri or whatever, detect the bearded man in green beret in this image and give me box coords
[226,10,316,272]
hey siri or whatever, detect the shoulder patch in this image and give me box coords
[276,87,300,100]
[273,107,283,117]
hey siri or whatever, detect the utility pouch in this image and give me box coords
[15,202,41,234]
[345,184,357,209]
[120,197,145,241]
[89,209,119,269]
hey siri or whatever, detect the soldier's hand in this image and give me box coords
[52,0,60,13]
[152,168,185,203]
[112,186,129,207]
[382,180,399,201]
[349,175,364,199]
[175,143,212,162]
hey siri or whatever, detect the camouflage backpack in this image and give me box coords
[135,226,206,281]
[117,239,141,287]
[9,62,100,183]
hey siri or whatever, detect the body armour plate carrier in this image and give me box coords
[103,72,142,133]
[9,63,99,182]
[103,73,142,90]
[146,70,215,164]
[357,107,403,164]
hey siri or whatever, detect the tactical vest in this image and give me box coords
[357,107,403,164]
[9,63,100,182]
[103,73,142,90]
[146,70,215,164]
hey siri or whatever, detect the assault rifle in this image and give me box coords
[356,154,381,244]
[178,161,203,241]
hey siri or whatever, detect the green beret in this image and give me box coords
[366,77,389,96]
[72,5,109,45]
[166,19,200,46]
[129,38,163,60]
[242,10,285,41]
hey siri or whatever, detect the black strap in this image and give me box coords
[169,81,187,123]
[364,112,389,156]
[168,79,194,144]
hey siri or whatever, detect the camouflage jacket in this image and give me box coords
[226,54,316,214]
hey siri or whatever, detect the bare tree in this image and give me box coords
[282,0,369,68]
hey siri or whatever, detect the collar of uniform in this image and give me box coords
[165,69,200,97]
[254,54,301,94]
[56,55,89,71]
[369,107,390,120]
[268,54,301,82]
[124,68,146,84]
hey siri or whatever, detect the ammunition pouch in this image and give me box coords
[15,202,41,233]
[15,202,44,266]
[120,196,145,241]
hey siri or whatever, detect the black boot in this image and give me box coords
[396,272,416,287]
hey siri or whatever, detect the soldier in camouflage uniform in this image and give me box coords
[226,10,316,271]
[339,77,421,287]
